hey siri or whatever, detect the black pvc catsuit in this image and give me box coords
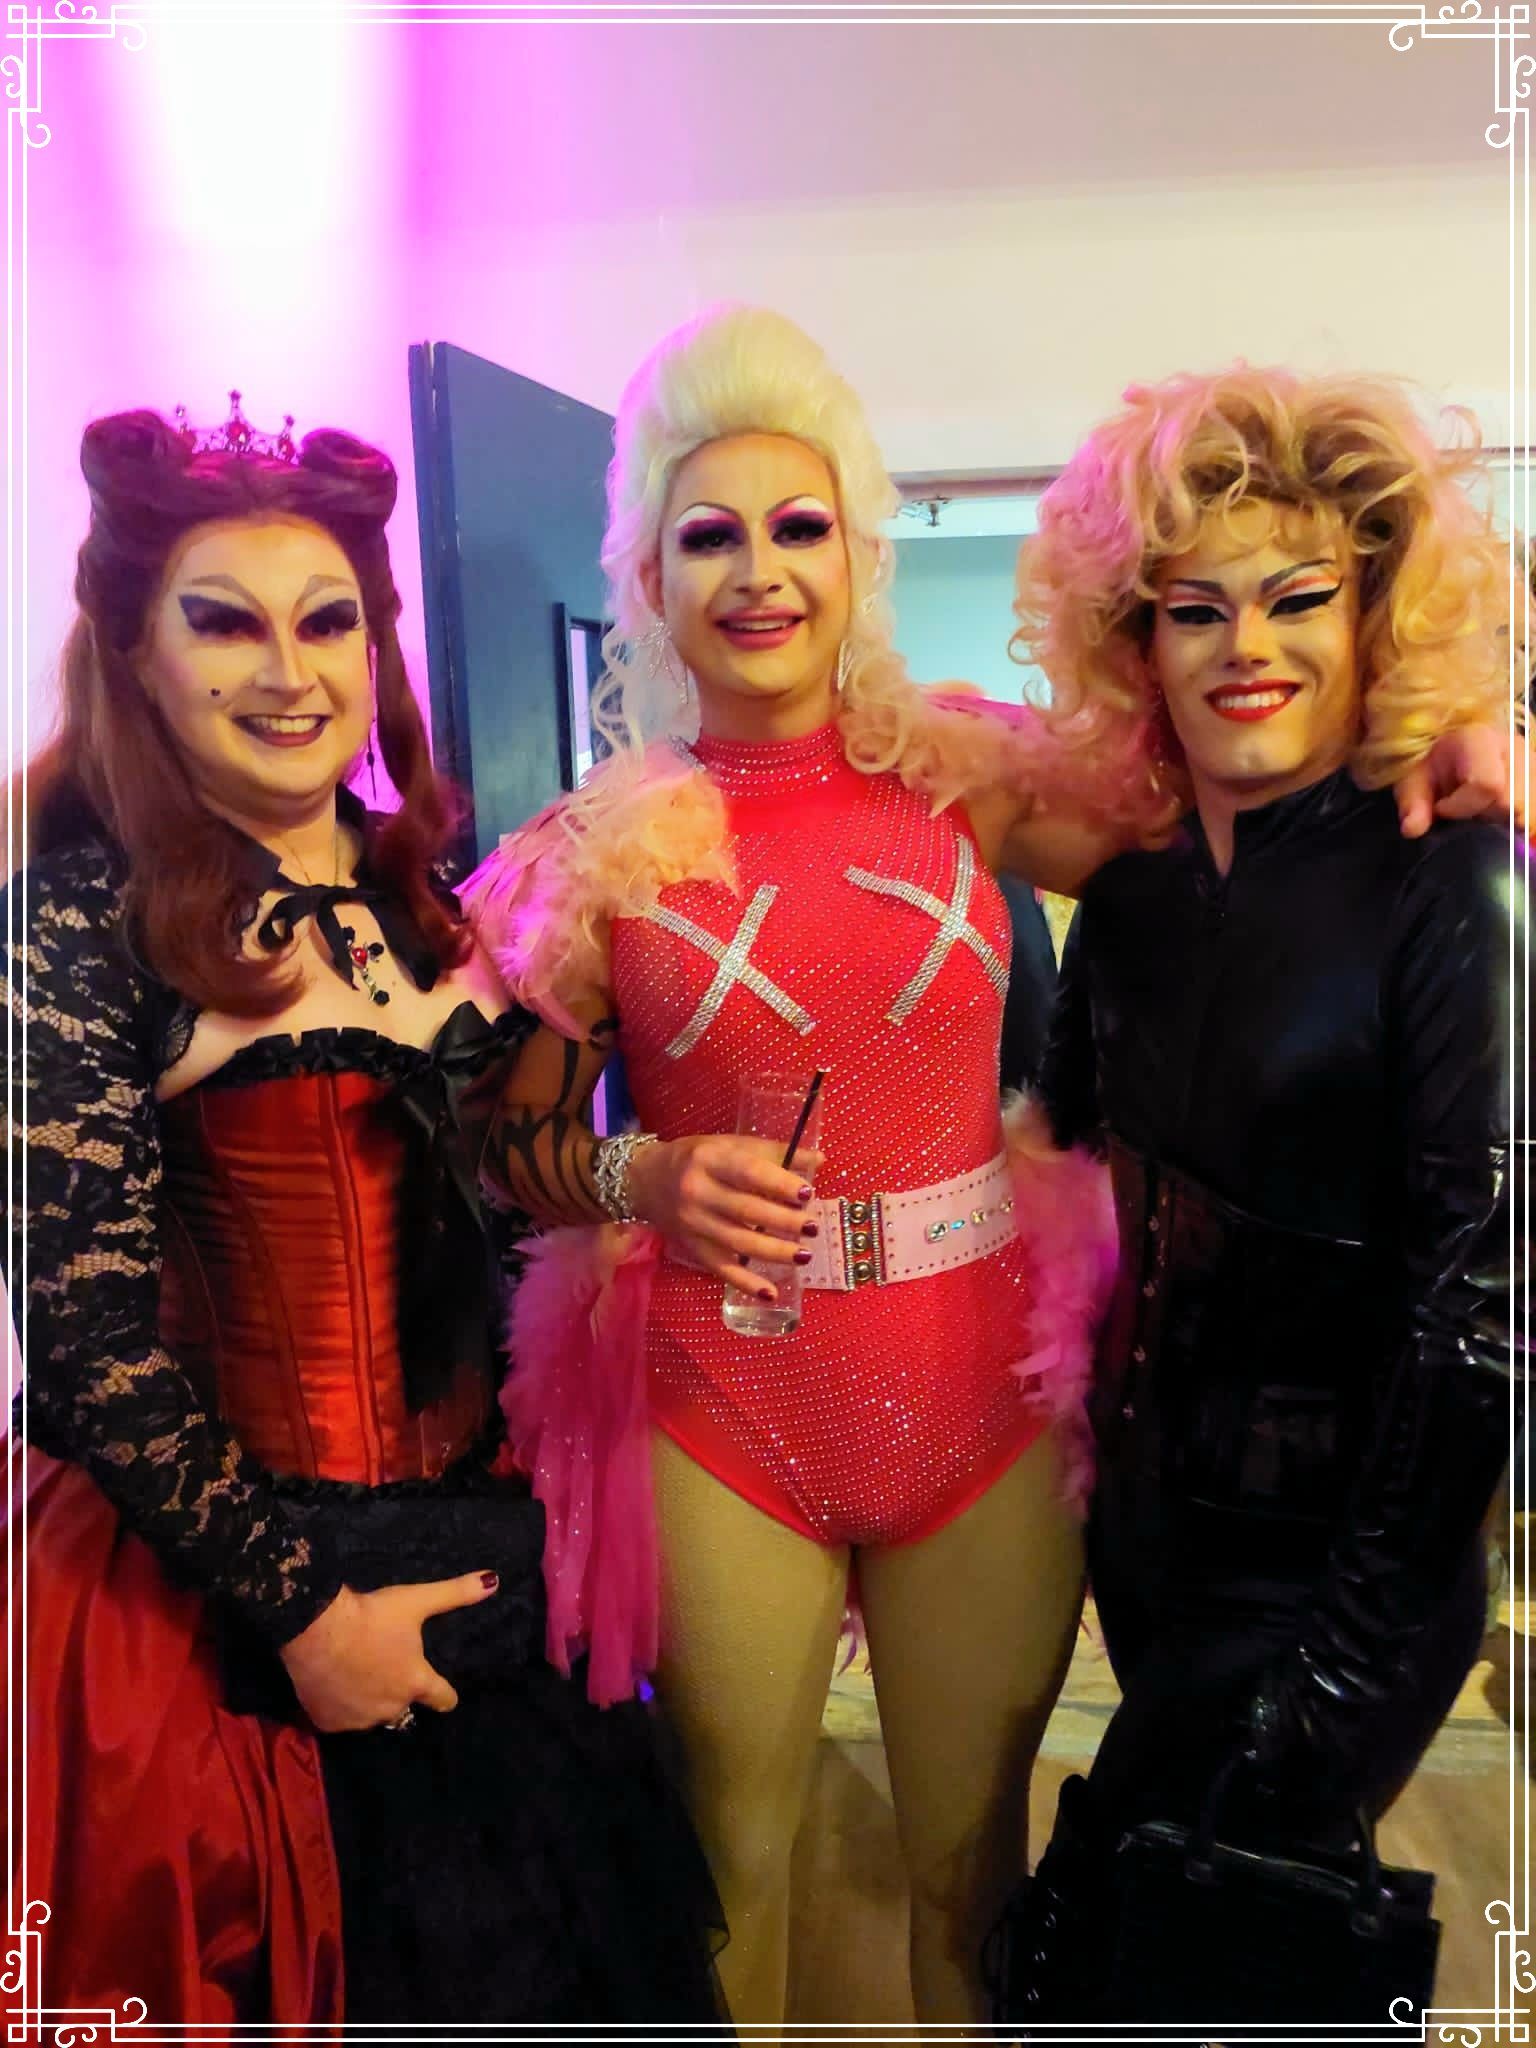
[1009,770,1526,2015]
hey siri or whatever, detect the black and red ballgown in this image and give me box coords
[4,819,725,2029]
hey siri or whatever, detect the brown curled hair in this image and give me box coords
[20,409,469,1013]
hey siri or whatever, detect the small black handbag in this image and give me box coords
[1101,1760,1441,2029]
[218,1473,548,1719]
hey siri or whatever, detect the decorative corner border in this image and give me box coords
[1,3,1528,2044]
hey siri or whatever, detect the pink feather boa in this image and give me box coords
[1003,1093,1120,1506]
[500,1222,664,1707]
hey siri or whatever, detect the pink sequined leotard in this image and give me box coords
[608,721,1046,1548]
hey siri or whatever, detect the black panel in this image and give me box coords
[408,341,614,863]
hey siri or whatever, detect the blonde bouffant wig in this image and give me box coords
[595,303,898,752]
[1017,365,1513,791]
[590,303,1155,816]
[473,310,1174,1017]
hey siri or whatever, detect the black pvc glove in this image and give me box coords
[1242,1158,1518,1799]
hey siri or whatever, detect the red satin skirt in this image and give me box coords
[6,1445,344,2029]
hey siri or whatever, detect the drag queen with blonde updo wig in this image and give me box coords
[466,305,1160,2027]
[984,366,1526,2027]
[468,318,1515,2028]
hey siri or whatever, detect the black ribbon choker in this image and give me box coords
[256,880,388,994]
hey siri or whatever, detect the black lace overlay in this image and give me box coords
[2,843,530,1645]
[3,842,345,1641]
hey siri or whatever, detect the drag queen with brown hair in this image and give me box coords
[4,401,723,2026]
[468,309,1512,2027]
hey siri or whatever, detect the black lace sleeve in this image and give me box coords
[2,844,343,1645]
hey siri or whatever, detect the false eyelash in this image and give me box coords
[301,600,362,635]
[676,522,744,554]
[179,596,261,638]
[1165,603,1226,626]
[770,515,834,545]
[1269,586,1340,616]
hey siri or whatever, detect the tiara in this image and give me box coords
[173,389,297,463]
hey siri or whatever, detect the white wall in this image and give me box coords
[891,535,1038,702]
[402,20,1512,464]
[425,165,1509,479]
[18,16,1516,749]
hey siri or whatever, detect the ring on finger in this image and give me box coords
[382,1705,417,1733]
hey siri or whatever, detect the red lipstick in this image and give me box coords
[1205,683,1301,724]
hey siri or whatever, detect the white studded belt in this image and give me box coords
[800,1153,1016,1292]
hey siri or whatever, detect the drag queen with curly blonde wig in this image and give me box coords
[987,367,1525,2028]
[466,320,1512,2029]
[1020,364,1513,801]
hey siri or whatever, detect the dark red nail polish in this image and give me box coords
[797,1185,814,1204]
[793,1250,812,1266]
[481,1572,499,1590]
[801,1221,819,1239]
[758,1286,777,1303]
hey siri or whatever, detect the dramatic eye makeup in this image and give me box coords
[176,592,362,641]
[1162,560,1342,628]
[768,497,836,546]
[1163,598,1226,627]
[178,594,262,639]
[672,495,837,556]
[299,598,362,639]
[674,509,747,555]
[1268,582,1341,617]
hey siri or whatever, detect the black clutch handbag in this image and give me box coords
[1102,1760,1441,2029]
[219,1475,548,1720]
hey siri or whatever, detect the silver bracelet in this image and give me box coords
[593,1131,661,1223]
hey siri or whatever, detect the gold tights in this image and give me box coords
[651,1427,1085,2031]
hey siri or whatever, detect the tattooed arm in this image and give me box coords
[486,983,821,1296]
[485,992,619,1225]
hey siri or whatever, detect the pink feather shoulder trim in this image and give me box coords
[460,744,736,1036]
[925,687,1163,830]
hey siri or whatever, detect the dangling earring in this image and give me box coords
[364,653,381,802]
[1144,668,1182,788]
[835,641,853,695]
[643,619,689,705]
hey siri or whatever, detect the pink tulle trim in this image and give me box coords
[501,1223,664,1707]
[1003,1093,1120,1507]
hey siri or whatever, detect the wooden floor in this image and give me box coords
[785,1575,1531,2035]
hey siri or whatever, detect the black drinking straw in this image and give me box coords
[780,1070,828,1170]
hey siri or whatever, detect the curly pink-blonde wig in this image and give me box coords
[1018,365,1513,790]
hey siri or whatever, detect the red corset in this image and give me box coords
[158,1070,490,1484]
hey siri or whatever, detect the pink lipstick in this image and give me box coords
[716,609,803,652]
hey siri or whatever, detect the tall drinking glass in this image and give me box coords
[721,1070,825,1338]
